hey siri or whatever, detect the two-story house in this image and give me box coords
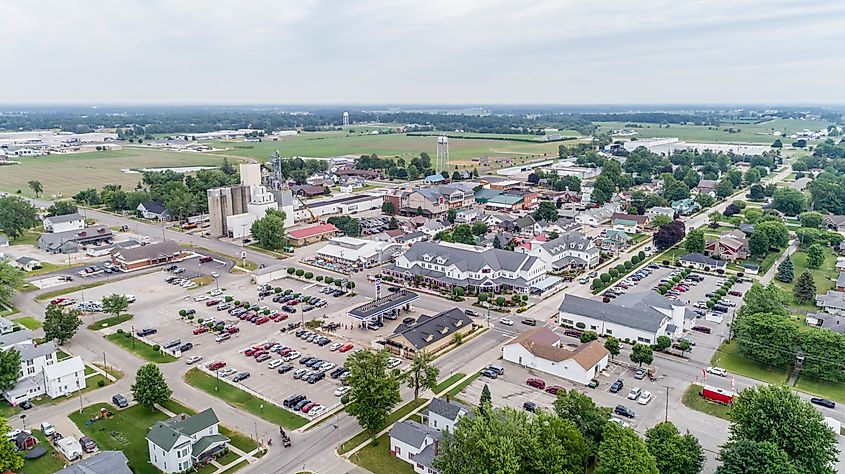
[516,231,599,271]
[147,409,230,473]
[0,330,86,404]
[43,213,85,233]
[389,398,470,474]
[704,229,749,262]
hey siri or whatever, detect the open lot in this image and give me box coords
[595,118,835,145]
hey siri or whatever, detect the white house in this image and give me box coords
[147,409,229,473]
[43,357,86,398]
[678,253,727,271]
[516,230,599,270]
[389,397,470,474]
[576,203,618,227]
[43,213,85,233]
[316,236,402,269]
[0,316,14,334]
[502,327,609,385]
[645,206,675,221]
[137,201,171,221]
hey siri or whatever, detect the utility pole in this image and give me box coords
[663,385,671,423]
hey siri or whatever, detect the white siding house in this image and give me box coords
[147,409,229,473]
[43,213,85,233]
[502,327,609,385]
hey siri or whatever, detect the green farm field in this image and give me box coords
[0,147,249,198]
[596,118,835,145]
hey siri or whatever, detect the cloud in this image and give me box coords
[1,0,844,104]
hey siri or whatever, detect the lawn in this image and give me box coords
[595,118,834,145]
[681,384,732,421]
[772,247,837,309]
[34,281,109,302]
[221,460,249,474]
[432,373,465,394]
[184,368,308,429]
[20,431,66,474]
[338,397,429,455]
[711,341,791,385]
[160,399,259,453]
[9,230,41,247]
[105,332,177,363]
[22,262,65,278]
[793,375,845,405]
[190,275,214,288]
[349,433,415,474]
[87,313,134,330]
[0,306,20,317]
[69,402,170,474]
[13,316,42,330]
[447,373,481,398]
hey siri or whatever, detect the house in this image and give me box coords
[11,256,42,272]
[137,201,171,221]
[601,229,632,251]
[386,308,476,358]
[738,223,755,235]
[387,241,549,293]
[292,185,328,198]
[316,236,401,269]
[425,174,447,184]
[286,223,339,247]
[559,291,692,344]
[390,398,470,474]
[473,188,503,203]
[678,253,727,271]
[671,198,700,215]
[111,241,190,271]
[419,220,448,237]
[645,206,676,222]
[0,316,15,334]
[816,290,845,315]
[0,235,8,247]
[694,179,717,197]
[611,213,647,234]
[147,408,229,473]
[576,204,618,227]
[37,225,114,254]
[484,193,524,211]
[455,208,481,224]
[395,231,429,247]
[43,213,85,233]
[705,230,749,262]
[43,356,86,399]
[516,230,599,271]
[502,327,609,385]
[805,312,845,333]
[57,451,132,474]
[824,215,845,232]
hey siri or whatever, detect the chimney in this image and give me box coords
[433,439,439,455]
[181,414,187,420]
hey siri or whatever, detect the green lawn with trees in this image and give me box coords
[772,247,837,309]
[105,331,177,363]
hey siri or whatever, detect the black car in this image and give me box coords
[136,328,157,337]
[614,405,636,418]
[609,379,624,393]
[523,401,537,412]
[20,400,33,410]
[284,394,305,408]
[307,372,325,384]
[300,357,314,365]
[179,343,193,352]
[388,286,400,293]
[810,397,836,409]
[402,317,416,325]
[521,318,538,326]
[294,399,311,411]
[277,364,294,374]
[232,372,250,383]
[112,394,129,408]
[163,340,181,349]
[307,359,324,368]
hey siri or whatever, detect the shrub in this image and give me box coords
[187,315,194,320]
[116,329,124,334]
[495,296,506,306]
[335,280,343,287]
[274,287,281,293]
[716,289,727,297]
[97,380,106,387]
[662,260,670,265]
[631,255,641,264]
[638,250,646,260]
[615,264,626,273]
[287,267,296,275]
[304,272,313,279]
[224,296,233,302]
[263,309,270,315]
[152,345,160,351]
[478,293,490,302]
[234,301,241,307]
[716,268,725,274]
[706,300,715,308]
[575,322,586,329]
[316,275,324,282]
[592,278,602,289]
[295,269,305,277]
[624,261,633,270]
[179,309,187,317]
[284,289,292,295]
[609,269,619,278]
[736,272,744,278]
[325,276,334,284]
[600,273,611,283]
[454,287,465,297]
[198,318,204,324]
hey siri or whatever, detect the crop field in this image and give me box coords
[206,130,589,167]
[0,148,248,198]
[596,118,835,145]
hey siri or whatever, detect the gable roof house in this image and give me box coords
[516,230,599,270]
[645,206,676,221]
[37,226,114,254]
[576,204,618,227]
[671,198,700,215]
[705,230,749,262]
[694,179,718,197]
[137,201,171,221]
[611,213,648,234]
[111,241,189,271]
[601,229,632,250]
[385,308,476,358]
[678,252,727,270]
[43,213,85,233]
[824,215,845,232]
[502,327,610,385]
[147,408,229,473]
[56,451,132,474]
[390,397,470,474]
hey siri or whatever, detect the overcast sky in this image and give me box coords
[2,0,844,105]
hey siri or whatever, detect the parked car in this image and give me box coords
[232,372,250,382]
[178,343,193,352]
[521,318,537,326]
[186,355,203,365]
[638,391,653,405]
[338,344,354,352]
[545,385,564,395]
[480,368,498,379]
[692,325,712,334]
[526,378,546,389]
[523,401,537,412]
[609,379,624,393]
[112,394,129,408]
[614,405,636,418]
[499,317,514,326]
[633,368,647,380]
[136,328,157,337]
[811,397,836,409]
[627,387,642,400]
[335,386,351,397]
[706,367,727,377]
[80,436,97,453]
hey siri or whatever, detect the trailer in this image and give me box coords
[702,385,735,405]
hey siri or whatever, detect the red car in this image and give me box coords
[276,314,289,322]
[193,327,209,335]
[526,378,546,390]
[338,344,354,353]
[227,326,240,334]
[50,297,67,305]
[729,290,743,297]
[279,348,291,356]
[206,299,220,307]
[252,350,268,358]
[545,385,564,395]
[262,342,276,350]
[207,361,226,370]
[245,348,258,356]
[256,317,270,325]
[287,299,299,305]
[674,287,687,292]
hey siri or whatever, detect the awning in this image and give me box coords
[530,276,562,292]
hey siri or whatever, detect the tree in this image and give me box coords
[0,416,23,472]
[344,349,401,443]
[388,216,399,230]
[0,348,21,391]
[604,337,620,360]
[532,201,559,222]
[799,211,823,229]
[447,209,457,223]
[131,363,172,410]
[655,335,672,351]
[715,179,735,198]
[630,343,653,367]
[451,224,475,245]
[480,383,491,408]
[717,439,799,474]
[400,350,439,400]
[793,270,817,304]
[684,229,705,254]
[733,312,798,368]
[46,201,78,217]
[651,215,671,228]
[775,256,794,283]
[251,209,287,250]
[580,331,598,343]
[471,221,488,236]
[43,304,82,344]
[771,187,805,216]
[101,294,129,319]
[653,220,686,250]
[755,220,789,248]
[747,228,770,256]
[492,235,502,249]
[737,283,790,320]
[727,385,838,474]
[723,203,741,217]
[677,339,692,357]
[806,243,825,269]
[0,263,24,308]
[28,179,43,197]
[645,422,704,474]
[0,196,39,240]
[798,328,845,382]
[327,215,362,237]
[596,423,659,474]
[554,389,611,455]
[381,201,396,215]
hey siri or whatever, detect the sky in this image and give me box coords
[2,0,845,105]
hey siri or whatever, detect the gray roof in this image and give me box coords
[808,312,845,333]
[559,295,667,332]
[139,200,166,215]
[389,420,441,448]
[838,273,845,288]
[56,451,132,474]
[113,241,183,263]
[0,329,34,349]
[402,241,539,274]
[817,290,845,311]
[38,226,113,250]
[390,308,473,350]
[614,291,679,313]
[542,231,597,256]
[17,341,57,361]
[147,408,220,451]
[514,215,536,228]
[396,231,428,243]
[679,253,726,268]
[426,397,471,422]
[413,442,438,469]
[45,213,83,224]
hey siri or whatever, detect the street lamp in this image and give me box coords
[19,414,26,430]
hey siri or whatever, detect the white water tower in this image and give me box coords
[436,136,449,173]
[342,112,349,127]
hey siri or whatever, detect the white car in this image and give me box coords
[308,406,325,417]
[194,295,209,302]
[610,417,630,428]
[638,391,653,405]
[124,294,136,303]
[268,359,283,369]
[499,317,514,326]
[210,289,223,296]
[284,351,301,362]
[706,367,728,377]
[319,362,336,371]
[186,282,198,289]
[219,368,237,377]
[186,355,203,365]
[387,358,402,369]
[627,387,642,400]
[211,272,220,278]
[334,386,351,397]
[329,343,342,351]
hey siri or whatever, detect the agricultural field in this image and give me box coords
[595,118,836,145]
[0,147,248,198]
